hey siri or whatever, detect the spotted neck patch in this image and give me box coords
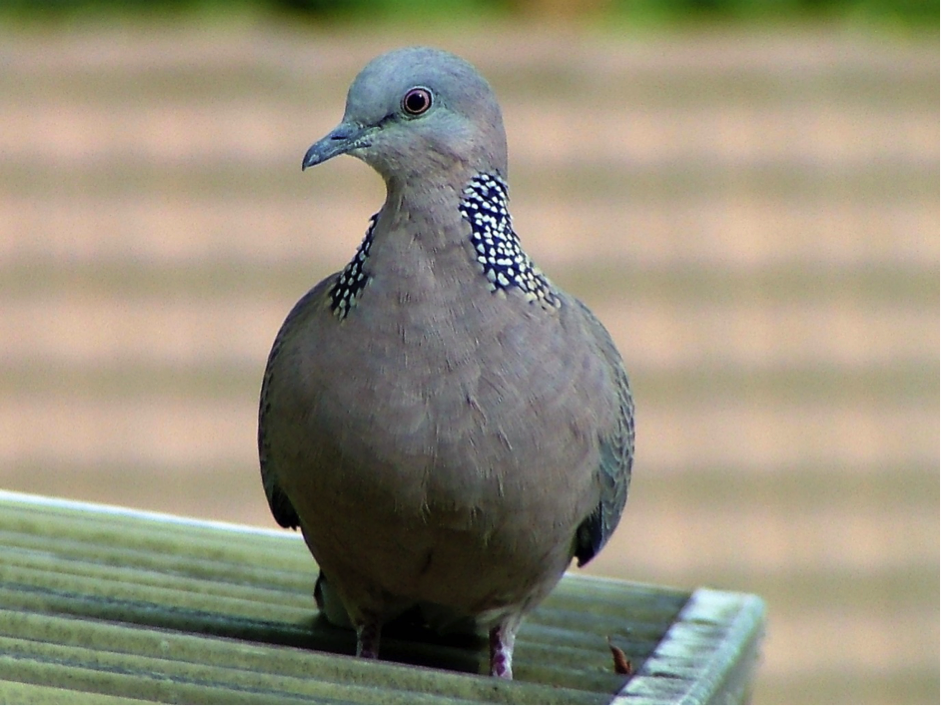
[329,214,377,319]
[459,173,560,308]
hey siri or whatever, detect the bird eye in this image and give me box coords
[402,87,433,116]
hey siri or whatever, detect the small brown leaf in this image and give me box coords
[607,636,633,675]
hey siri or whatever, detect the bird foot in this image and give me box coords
[356,621,381,660]
[489,624,516,679]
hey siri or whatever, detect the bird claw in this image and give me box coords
[489,624,516,679]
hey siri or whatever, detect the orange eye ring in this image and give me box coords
[402,87,433,116]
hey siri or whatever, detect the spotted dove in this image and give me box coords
[258,46,634,680]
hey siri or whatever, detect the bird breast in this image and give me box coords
[267,218,607,608]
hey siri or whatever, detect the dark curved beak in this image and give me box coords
[302,122,372,171]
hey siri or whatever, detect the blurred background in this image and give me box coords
[0,0,937,702]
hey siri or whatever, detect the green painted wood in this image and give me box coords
[0,490,765,703]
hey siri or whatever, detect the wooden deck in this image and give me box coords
[0,491,765,704]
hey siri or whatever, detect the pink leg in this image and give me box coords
[356,621,381,660]
[489,623,517,680]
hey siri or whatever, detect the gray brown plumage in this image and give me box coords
[258,46,634,679]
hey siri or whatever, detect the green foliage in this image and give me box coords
[614,0,938,27]
[0,0,934,27]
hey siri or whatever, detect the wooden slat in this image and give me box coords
[615,589,766,704]
[0,490,764,703]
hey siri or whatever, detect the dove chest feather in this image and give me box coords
[270,219,604,544]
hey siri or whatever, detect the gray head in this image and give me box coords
[302,47,507,188]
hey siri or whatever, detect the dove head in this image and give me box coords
[302,47,508,188]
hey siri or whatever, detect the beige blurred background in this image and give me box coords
[0,16,937,704]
